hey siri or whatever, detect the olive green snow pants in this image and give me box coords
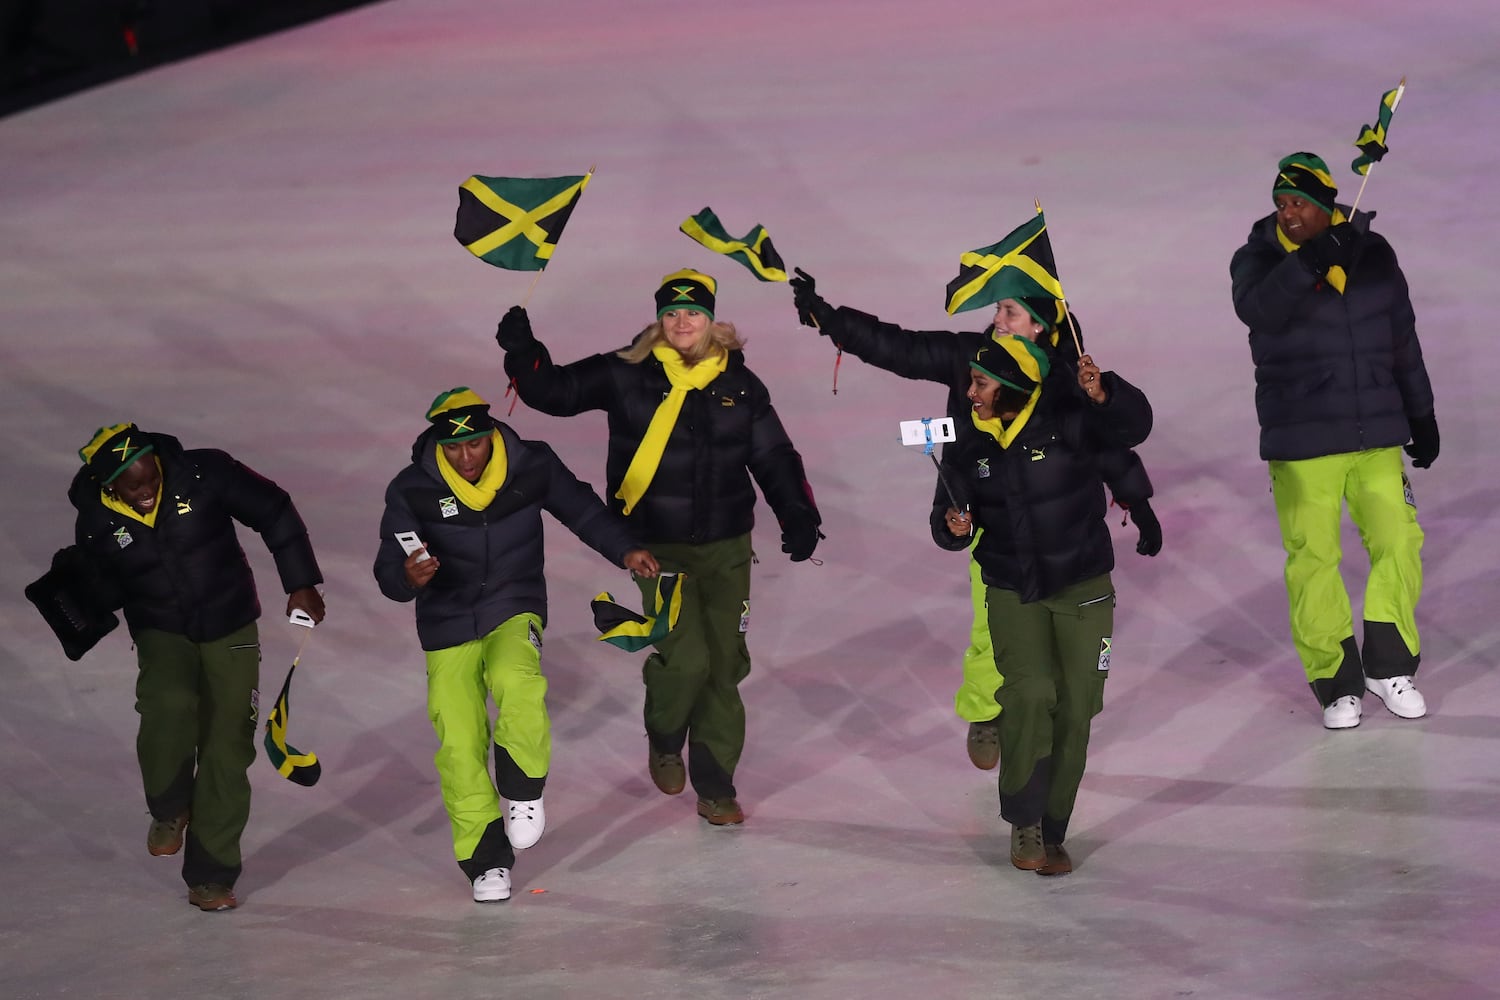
[134,623,260,888]
[988,575,1113,846]
[635,534,752,800]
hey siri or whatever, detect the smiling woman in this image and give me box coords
[495,268,823,829]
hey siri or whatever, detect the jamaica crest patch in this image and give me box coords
[1097,637,1112,672]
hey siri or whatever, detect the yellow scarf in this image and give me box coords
[970,387,1042,449]
[1278,208,1349,294]
[435,430,508,510]
[616,345,727,514]
[99,456,162,527]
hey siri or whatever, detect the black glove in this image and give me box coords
[790,267,837,333]
[1404,414,1440,469]
[1298,222,1355,276]
[1126,498,1162,557]
[780,520,823,562]
[495,305,536,352]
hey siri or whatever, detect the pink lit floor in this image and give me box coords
[3,2,1498,997]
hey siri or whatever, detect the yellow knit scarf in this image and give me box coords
[435,429,508,510]
[616,345,727,514]
[970,387,1042,449]
[1278,207,1349,293]
[99,456,162,527]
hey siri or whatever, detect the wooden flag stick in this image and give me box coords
[519,165,597,309]
[1348,78,1405,220]
[1034,199,1084,358]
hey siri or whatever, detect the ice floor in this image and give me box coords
[3,2,1499,997]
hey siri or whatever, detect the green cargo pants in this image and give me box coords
[988,575,1112,846]
[134,623,260,888]
[635,534,752,800]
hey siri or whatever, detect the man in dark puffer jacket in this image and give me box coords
[374,388,657,904]
[1231,152,1437,730]
[69,423,325,912]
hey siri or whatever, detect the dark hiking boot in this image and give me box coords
[1010,823,1045,870]
[1037,842,1073,876]
[648,748,686,795]
[187,883,238,911]
[966,721,1001,770]
[147,812,189,857]
[696,797,745,826]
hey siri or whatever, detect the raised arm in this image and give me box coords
[496,305,617,416]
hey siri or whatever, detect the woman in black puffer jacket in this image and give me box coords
[497,268,821,827]
[933,338,1151,876]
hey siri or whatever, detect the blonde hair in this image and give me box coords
[616,318,745,365]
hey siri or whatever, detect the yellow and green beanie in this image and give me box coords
[655,268,717,320]
[1273,152,1337,215]
[426,387,495,444]
[79,423,154,485]
[971,335,1052,394]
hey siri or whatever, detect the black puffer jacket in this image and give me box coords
[824,307,1153,503]
[931,373,1152,603]
[69,433,322,643]
[505,338,820,546]
[1230,210,1434,461]
[374,422,639,651]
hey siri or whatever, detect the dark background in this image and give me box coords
[1,0,380,117]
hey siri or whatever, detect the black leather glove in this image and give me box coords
[1298,222,1355,276]
[1126,498,1162,557]
[790,267,837,333]
[495,305,536,352]
[1404,414,1440,469]
[780,520,823,562]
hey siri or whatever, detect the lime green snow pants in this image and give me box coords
[424,613,547,867]
[1269,448,1423,702]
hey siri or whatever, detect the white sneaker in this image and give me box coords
[1322,695,1362,730]
[1365,675,1427,719]
[506,797,545,850]
[472,867,511,903]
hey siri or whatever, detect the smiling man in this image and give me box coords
[1230,151,1439,730]
[68,422,326,912]
[374,388,657,903]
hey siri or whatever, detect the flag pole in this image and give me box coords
[519,165,596,309]
[1348,78,1404,220]
[1035,199,1085,359]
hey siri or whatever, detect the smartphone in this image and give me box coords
[395,531,431,562]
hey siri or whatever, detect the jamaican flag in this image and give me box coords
[679,207,789,282]
[1352,80,1405,176]
[264,662,321,787]
[944,208,1064,315]
[455,173,592,270]
[592,573,684,652]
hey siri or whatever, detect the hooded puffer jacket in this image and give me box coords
[1230,209,1434,461]
[69,433,322,642]
[930,372,1152,603]
[374,421,640,651]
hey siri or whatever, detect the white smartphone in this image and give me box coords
[898,417,956,447]
[395,531,431,562]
